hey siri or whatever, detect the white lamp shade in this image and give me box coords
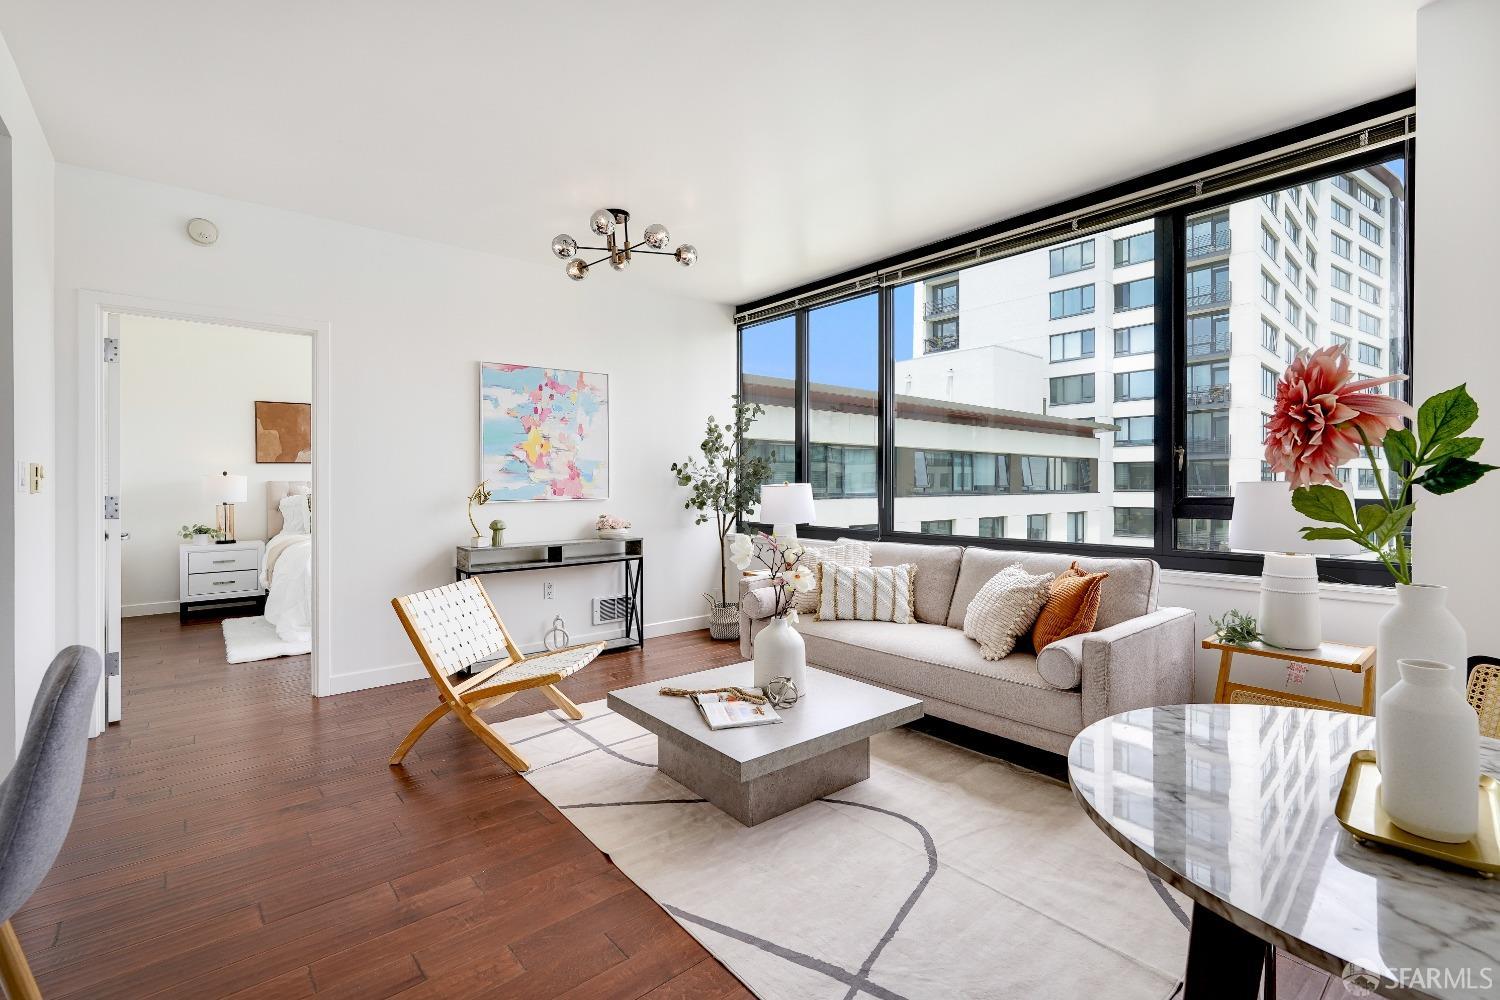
[205,472,249,504]
[758,482,816,527]
[1228,480,1361,556]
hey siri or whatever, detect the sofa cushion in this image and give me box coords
[792,539,871,615]
[866,541,963,625]
[798,619,1083,736]
[945,548,1157,631]
[1032,565,1108,651]
[961,565,1054,660]
[817,563,916,624]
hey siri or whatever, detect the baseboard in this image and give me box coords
[322,615,713,696]
[123,601,179,618]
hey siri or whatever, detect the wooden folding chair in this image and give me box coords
[389,578,604,772]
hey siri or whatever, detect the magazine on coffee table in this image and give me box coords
[692,691,782,730]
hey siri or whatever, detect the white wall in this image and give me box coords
[0,31,54,770]
[1415,0,1500,657]
[118,315,312,615]
[54,165,735,694]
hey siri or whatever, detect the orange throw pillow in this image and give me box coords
[1031,562,1109,651]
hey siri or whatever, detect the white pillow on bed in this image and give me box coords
[278,493,312,535]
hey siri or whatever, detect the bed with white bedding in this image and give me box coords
[222,481,312,663]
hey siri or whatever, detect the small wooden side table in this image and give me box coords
[1204,632,1377,715]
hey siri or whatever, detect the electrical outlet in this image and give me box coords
[542,581,554,600]
[27,463,43,494]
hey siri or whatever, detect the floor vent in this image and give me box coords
[592,595,628,626]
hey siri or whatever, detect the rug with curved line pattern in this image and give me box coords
[496,701,1189,1000]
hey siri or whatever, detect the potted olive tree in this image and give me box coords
[671,396,773,640]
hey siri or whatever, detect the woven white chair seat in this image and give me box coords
[487,644,602,684]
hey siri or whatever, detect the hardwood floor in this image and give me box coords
[15,613,1354,999]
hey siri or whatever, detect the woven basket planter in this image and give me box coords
[706,601,740,641]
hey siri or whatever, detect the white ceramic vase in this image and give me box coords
[1378,658,1479,843]
[753,615,808,697]
[1375,584,1466,764]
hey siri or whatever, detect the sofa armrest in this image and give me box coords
[737,576,778,658]
[1062,607,1197,727]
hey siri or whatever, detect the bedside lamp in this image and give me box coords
[206,471,248,544]
[758,483,815,542]
[1228,480,1360,650]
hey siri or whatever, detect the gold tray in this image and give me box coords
[1334,749,1500,875]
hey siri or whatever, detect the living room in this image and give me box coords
[0,2,1496,999]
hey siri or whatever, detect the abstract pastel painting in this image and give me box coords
[480,362,609,500]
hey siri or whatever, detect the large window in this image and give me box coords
[736,106,1409,585]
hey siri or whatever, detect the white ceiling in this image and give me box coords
[0,1,1418,306]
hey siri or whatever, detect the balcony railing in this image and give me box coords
[1187,436,1230,458]
[1188,484,1233,497]
[924,333,960,354]
[923,299,960,320]
[1186,284,1232,310]
[1185,334,1232,358]
[1186,384,1232,408]
[1186,235,1231,260]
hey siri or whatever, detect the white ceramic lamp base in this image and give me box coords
[1257,552,1322,650]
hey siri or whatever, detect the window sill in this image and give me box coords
[1159,567,1396,605]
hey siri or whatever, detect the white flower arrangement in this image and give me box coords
[596,514,632,531]
[727,531,816,623]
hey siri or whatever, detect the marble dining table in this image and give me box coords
[1068,704,1500,1000]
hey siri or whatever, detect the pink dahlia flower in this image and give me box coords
[1264,345,1413,488]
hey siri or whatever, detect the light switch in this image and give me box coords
[27,463,43,494]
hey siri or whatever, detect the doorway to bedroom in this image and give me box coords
[109,312,315,720]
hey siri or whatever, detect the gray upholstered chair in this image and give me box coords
[0,646,101,1000]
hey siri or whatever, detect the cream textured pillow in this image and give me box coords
[792,539,872,615]
[962,565,1055,661]
[817,563,915,624]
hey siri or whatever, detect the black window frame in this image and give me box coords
[734,93,1413,587]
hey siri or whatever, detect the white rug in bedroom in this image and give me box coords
[222,615,311,663]
[495,701,1189,1000]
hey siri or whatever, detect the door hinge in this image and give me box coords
[104,651,120,677]
[103,337,120,363]
[104,495,120,519]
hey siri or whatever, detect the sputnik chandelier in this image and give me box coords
[551,208,697,280]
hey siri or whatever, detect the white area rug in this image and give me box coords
[222,615,311,663]
[496,701,1189,1000]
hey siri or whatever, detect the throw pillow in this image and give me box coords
[962,565,1055,661]
[1031,562,1109,651]
[792,539,872,615]
[817,563,915,624]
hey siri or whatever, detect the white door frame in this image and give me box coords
[75,290,334,732]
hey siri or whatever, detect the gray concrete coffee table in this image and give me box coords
[608,662,923,826]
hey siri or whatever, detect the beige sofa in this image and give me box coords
[738,540,1195,754]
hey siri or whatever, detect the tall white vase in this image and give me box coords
[1375,584,1466,765]
[1378,659,1479,843]
[753,616,808,697]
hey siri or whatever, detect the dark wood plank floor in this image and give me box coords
[15,614,1355,999]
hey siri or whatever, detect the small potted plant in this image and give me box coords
[179,523,219,546]
[466,481,492,546]
[596,514,632,539]
[489,519,506,547]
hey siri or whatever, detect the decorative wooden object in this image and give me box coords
[1468,660,1500,740]
[389,578,603,772]
[1204,632,1376,715]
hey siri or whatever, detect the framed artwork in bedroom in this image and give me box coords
[255,401,312,463]
[480,362,609,500]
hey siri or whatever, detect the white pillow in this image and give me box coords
[791,539,872,615]
[278,493,312,535]
[962,565,1055,661]
[817,563,915,624]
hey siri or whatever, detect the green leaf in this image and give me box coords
[1414,456,1499,495]
[1372,504,1415,548]
[1356,505,1388,537]
[1291,484,1357,527]
[1417,384,1479,449]
[1428,436,1484,463]
[1382,427,1418,468]
[1300,527,1361,542]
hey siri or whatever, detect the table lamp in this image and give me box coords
[758,483,815,542]
[206,471,249,544]
[1228,480,1360,650]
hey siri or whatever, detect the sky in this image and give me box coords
[741,286,910,392]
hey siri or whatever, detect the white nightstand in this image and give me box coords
[179,540,266,622]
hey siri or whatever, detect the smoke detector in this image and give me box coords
[186,218,219,246]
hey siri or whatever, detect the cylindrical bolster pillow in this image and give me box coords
[1036,637,1085,690]
[741,586,779,621]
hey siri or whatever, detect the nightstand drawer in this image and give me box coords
[186,570,261,597]
[188,549,259,574]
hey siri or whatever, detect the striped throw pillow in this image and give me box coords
[817,564,916,624]
[792,540,872,615]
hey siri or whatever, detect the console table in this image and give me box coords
[455,536,643,654]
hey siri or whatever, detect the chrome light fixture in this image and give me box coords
[551,208,697,281]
